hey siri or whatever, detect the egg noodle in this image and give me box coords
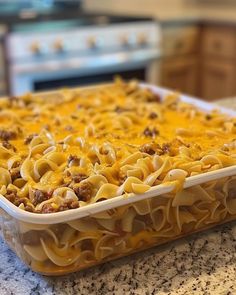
[1,79,236,273]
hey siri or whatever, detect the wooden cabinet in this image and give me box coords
[202,26,236,59]
[160,24,200,96]
[200,25,236,100]
[162,25,200,57]
[160,24,236,100]
[201,59,236,100]
[161,56,199,96]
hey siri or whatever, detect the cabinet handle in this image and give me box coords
[213,40,222,51]
[175,40,184,51]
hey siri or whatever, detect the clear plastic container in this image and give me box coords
[1,85,236,275]
[1,172,236,275]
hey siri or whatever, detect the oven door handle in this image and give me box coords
[12,48,160,74]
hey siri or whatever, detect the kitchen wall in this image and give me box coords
[84,0,236,22]
[84,0,198,20]
[84,0,189,14]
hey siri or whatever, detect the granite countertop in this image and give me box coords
[215,98,236,110]
[1,99,236,295]
[1,223,236,295]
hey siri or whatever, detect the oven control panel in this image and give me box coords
[7,22,161,60]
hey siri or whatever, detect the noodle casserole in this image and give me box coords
[1,80,236,275]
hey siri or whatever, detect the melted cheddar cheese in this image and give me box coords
[0,79,236,213]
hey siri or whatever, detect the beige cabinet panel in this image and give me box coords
[201,60,236,100]
[161,56,199,96]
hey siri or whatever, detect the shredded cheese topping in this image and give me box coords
[0,79,236,213]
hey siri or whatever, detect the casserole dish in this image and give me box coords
[1,81,236,275]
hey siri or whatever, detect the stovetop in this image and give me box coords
[1,10,152,33]
[0,1,81,24]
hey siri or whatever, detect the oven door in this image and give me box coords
[9,48,160,95]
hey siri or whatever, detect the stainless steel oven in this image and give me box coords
[7,17,161,95]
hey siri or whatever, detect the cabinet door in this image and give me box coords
[202,26,236,60]
[161,56,199,96]
[162,25,200,57]
[201,60,236,100]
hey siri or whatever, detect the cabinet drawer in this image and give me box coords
[161,55,199,96]
[162,26,200,57]
[201,59,236,100]
[202,26,236,59]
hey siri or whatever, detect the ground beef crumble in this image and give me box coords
[41,203,55,214]
[14,197,28,207]
[58,200,80,211]
[0,130,17,141]
[161,139,189,156]
[41,199,80,213]
[149,112,158,119]
[2,141,17,151]
[205,114,212,121]
[32,189,51,206]
[73,181,93,202]
[5,190,17,203]
[72,173,88,183]
[140,139,189,156]
[10,167,21,182]
[143,127,159,137]
[146,93,161,103]
[162,143,172,154]
[24,205,34,212]
[139,142,162,155]
[24,133,37,145]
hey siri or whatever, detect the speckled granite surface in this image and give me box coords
[215,98,236,111]
[1,223,236,295]
[1,98,236,295]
